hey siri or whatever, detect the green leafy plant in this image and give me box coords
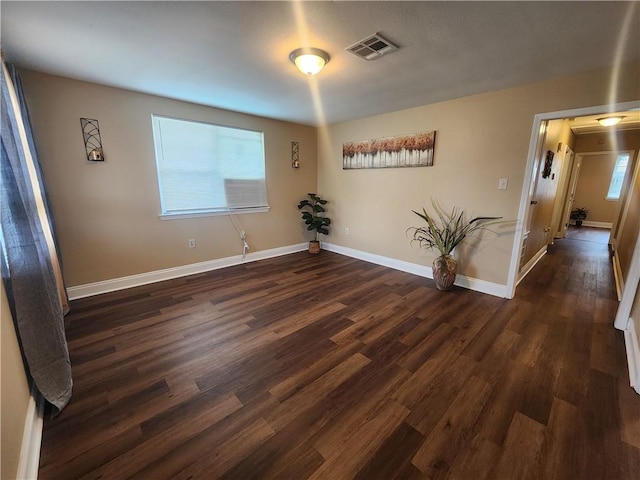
[408,201,504,256]
[570,207,588,221]
[297,193,331,241]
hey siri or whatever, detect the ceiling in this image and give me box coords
[568,110,640,136]
[2,1,639,127]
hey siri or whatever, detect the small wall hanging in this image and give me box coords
[343,131,436,169]
[80,118,105,161]
[291,141,300,168]
[542,150,554,178]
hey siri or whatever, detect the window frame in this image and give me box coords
[151,114,270,220]
[605,151,631,201]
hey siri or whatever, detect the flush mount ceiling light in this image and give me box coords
[289,48,330,76]
[597,116,624,127]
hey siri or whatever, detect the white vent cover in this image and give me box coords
[346,33,398,60]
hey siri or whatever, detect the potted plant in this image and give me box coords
[570,207,588,227]
[298,193,331,254]
[408,201,504,291]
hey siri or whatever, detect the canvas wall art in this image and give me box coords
[343,131,436,169]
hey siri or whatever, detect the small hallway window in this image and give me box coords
[606,153,630,200]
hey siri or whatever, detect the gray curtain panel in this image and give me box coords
[1,61,72,415]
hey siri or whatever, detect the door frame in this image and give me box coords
[609,148,638,249]
[559,150,581,238]
[522,121,548,241]
[552,144,574,239]
[614,228,640,394]
[505,100,640,299]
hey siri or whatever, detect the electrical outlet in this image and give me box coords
[188,239,196,248]
[344,227,350,236]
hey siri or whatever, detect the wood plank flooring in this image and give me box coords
[39,232,640,479]
[564,225,610,244]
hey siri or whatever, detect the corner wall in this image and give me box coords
[573,129,640,233]
[20,70,318,287]
[317,63,640,288]
[613,134,640,281]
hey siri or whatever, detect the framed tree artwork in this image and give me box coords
[343,131,436,169]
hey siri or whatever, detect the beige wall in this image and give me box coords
[1,284,32,479]
[573,153,620,223]
[550,128,577,237]
[573,129,640,228]
[318,63,640,286]
[18,63,640,289]
[20,70,318,287]
[574,129,640,154]
[616,151,640,281]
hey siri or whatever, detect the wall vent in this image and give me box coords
[346,33,398,61]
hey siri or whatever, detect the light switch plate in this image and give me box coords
[498,178,508,190]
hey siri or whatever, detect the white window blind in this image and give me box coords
[152,115,268,216]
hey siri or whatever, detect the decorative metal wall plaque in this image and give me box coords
[343,131,436,169]
[80,118,105,161]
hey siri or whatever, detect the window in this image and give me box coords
[606,153,630,200]
[152,115,268,217]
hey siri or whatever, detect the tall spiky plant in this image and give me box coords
[408,201,504,256]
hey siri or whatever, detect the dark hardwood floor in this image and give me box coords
[564,225,610,244]
[39,232,640,479]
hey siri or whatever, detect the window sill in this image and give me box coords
[605,197,620,202]
[159,206,270,220]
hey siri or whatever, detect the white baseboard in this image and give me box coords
[623,318,640,395]
[67,243,308,300]
[581,221,613,229]
[68,241,510,300]
[517,245,546,286]
[17,388,44,480]
[612,252,624,301]
[322,243,509,298]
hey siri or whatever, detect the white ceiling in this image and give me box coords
[2,1,639,126]
[568,110,640,135]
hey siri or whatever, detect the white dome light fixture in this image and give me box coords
[597,116,624,127]
[289,48,330,76]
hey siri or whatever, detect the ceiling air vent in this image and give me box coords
[346,33,398,61]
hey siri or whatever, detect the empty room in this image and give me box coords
[2,2,640,479]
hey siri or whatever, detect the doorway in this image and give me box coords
[557,151,580,238]
[506,100,640,298]
[516,118,577,282]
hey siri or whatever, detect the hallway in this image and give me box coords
[514,224,639,478]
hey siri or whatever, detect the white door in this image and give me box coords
[523,122,547,239]
[550,145,574,238]
[560,155,582,237]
